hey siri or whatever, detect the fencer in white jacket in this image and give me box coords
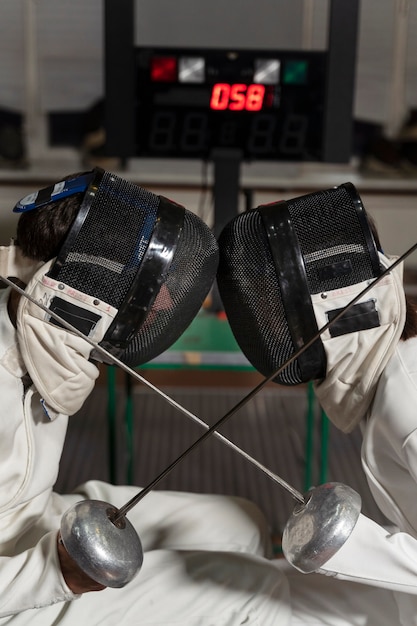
[275,261,417,625]
[271,256,417,626]
[0,171,292,626]
[216,183,417,625]
[0,283,293,625]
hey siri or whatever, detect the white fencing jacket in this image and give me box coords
[319,337,417,623]
[308,255,417,622]
[0,289,76,615]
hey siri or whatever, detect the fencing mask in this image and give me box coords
[217,183,406,429]
[12,168,218,415]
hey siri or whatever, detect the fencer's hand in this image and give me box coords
[57,532,106,594]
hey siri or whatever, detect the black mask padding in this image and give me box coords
[217,183,381,385]
[48,169,219,367]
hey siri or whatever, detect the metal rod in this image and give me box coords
[1,275,304,503]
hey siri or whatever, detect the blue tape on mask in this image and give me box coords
[13,172,94,213]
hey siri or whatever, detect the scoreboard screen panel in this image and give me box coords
[134,47,327,161]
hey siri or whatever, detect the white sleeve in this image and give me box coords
[318,513,417,594]
[0,531,76,617]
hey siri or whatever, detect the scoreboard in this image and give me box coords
[134,47,327,161]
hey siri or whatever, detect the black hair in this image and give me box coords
[15,172,88,261]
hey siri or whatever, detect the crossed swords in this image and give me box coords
[2,241,417,522]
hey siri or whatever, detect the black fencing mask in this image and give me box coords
[217,183,383,385]
[14,168,218,369]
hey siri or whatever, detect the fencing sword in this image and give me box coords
[3,242,417,585]
[2,274,304,503]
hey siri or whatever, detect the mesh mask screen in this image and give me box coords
[287,185,378,294]
[55,172,159,308]
[218,209,302,384]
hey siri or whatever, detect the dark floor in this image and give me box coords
[56,378,388,535]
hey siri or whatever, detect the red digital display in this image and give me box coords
[210,83,266,111]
